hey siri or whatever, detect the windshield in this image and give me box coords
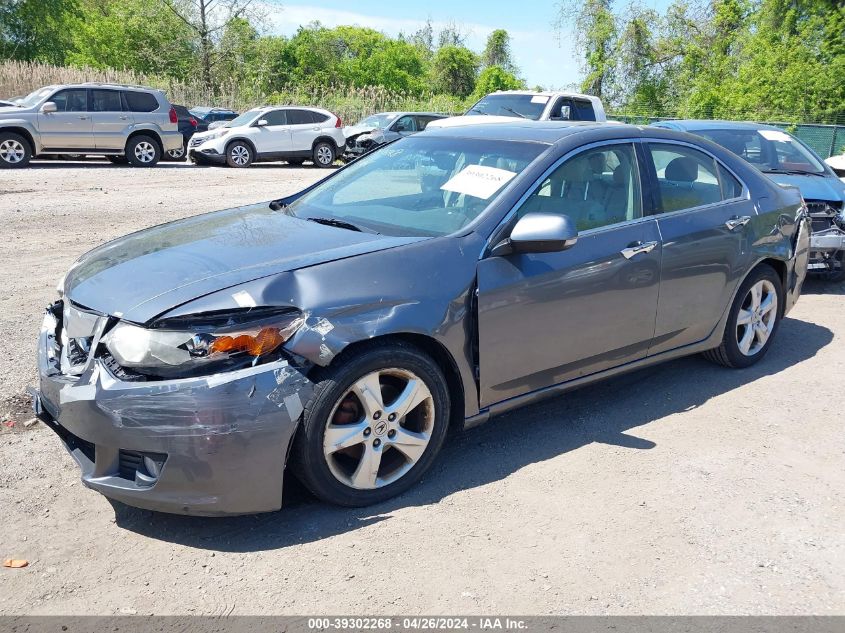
[356,114,393,129]
[225,109,261,128]
[697,128,826,175]
[466,94,549,120]
[17,87,56,108]
[287,136,547,237]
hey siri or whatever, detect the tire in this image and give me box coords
[225,140,253,168]
[292,341,451,507]
[165,142,187,161]
[312,141,336,168]
[106,155,128,165]
[126,135,161,167]
[287,158,305,166]
[0,132,32,168]
[702,264,784,368]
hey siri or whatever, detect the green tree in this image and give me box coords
[481,29,517,74]
[431,44,478,97]
[471,65,524,100]
[0,0,78,64]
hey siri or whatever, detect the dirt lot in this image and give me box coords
[0,160,843,616]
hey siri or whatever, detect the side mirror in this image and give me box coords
[40,101,57,114]
[255,119,269,127]
[491,213,578,256]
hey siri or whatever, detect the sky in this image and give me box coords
[261,0,674,90]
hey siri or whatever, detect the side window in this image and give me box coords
[51,89,88,112]
[718,164,744,199]
[262,110,287,126]
[311,111,330,124]
[549,97,572,121]
[519,143,642,231]
[91,89,122,112]
[122,91,159,113]
[285,109,311,125]
[394,116,416,132]
[415,116,436,130]
[647,143,723,213]
[572,99,596,121]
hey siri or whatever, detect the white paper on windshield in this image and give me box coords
[531,95,550,104]
[759,129,791,143]
[441,165,518,199]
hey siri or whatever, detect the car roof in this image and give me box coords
[488,90,599,101]
[422,120,639,143]
[653,119,788,133]
[376,111,446,118]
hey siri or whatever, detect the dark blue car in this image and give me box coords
[653,120,845,279]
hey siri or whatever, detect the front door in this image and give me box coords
[91,89,132,150]
[477,142,662,407]
[37,88,93,150]
[642,141,756,354]
[252,109,291,155]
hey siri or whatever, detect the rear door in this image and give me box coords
[287,109,322,152]
[37,88,93,149]
[91,89,131,150]
[476,141,662,406]
[643,141,755,354]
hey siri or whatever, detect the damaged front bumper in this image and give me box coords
[32,306,314,516]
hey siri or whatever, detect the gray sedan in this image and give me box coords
[342,111,446,160]
[33,122,809,515]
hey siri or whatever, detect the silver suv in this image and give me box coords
[0,83,183,168]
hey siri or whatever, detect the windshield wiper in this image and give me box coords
[501,107,529,119]
[762,167,825,176]
[467,108,489,115]
[306,217,367,233]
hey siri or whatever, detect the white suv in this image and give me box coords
[188,106,346,168]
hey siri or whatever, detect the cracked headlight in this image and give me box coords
[103,310,304,378]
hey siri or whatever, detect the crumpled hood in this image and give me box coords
[767,172,845,203]
[64,202,424,323]
[343,124,380,139]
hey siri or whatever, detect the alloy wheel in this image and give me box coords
[315,145,333,165]
[323,368,435,490]
[134,141,156,164]
[735,279,778,356]
[167,146,185,159]
[0,139,26,164]
[230,145,250,166]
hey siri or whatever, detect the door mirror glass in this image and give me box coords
[493,213,578,256]
[40,101,57,114]
[255,119,269,127]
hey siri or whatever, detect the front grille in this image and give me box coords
[189,137,204,148]
[805,200,843,233]
[118,450,144,480]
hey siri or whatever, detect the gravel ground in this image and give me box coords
[0,160,843,615]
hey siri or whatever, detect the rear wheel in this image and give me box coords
[226,141,253,168]
[703,264,783,368]
[312,141,336,168]
[126,135,161,167]
[0,132,32,168]
[292,342,450,507]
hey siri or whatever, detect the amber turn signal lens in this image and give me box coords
[209,327,287,357]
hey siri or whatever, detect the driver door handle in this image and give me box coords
[725,215,751,231]
[621,240,658,259]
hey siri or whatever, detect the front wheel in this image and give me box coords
[226,141,253,168]
[312,141,336,168]
[0,132,32,168]
[165,143,187,161]
[703,264,783,368]
[292,342,450,507]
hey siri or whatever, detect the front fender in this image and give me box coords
[0,119,41,152]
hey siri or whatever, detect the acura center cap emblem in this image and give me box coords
[374,420,389,436]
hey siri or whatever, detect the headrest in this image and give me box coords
[612,164,628,185]
[665,157,698,182]
[560,157,592,182]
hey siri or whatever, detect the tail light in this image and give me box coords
[189,118,198,128]
[169,106,177,124]
[335,115,342,128]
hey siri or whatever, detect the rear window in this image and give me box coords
[573,99,596,121]
[122,91,159,113]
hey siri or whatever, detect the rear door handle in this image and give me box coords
[78,115,89,120]
[621,240,658,259]
[119,116,129,120]
[725,215,751,231]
